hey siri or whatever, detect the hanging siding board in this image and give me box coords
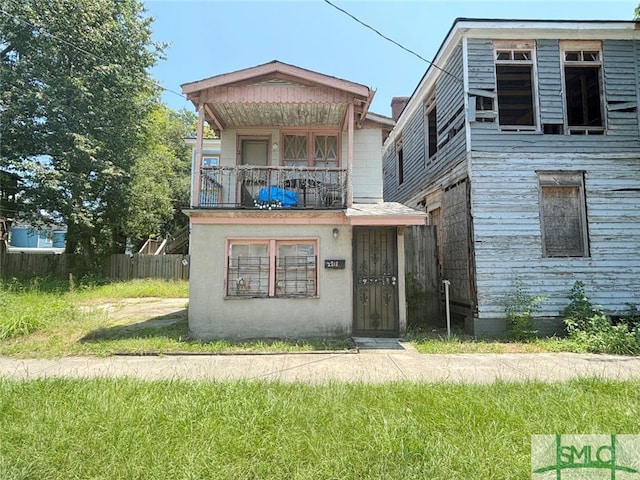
[537,39,564,125]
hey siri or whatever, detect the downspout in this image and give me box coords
[347,102,354,207]
[193,102,205,208]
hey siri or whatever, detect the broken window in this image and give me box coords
[561,41,604,134]
[494,41,537,130]
[396,137,404,185]
[425,95,437,161]
[538,171,589,257]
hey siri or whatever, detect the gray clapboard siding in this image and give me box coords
[536,39,564,125]
[470,152,640,319]
[466,38,495,91]
[383,44,467,206]
[468,38,640,151]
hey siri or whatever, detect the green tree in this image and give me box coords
[0,0,163,267]
[126,105,194,248]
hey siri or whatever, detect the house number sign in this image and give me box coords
[324,259,346,269]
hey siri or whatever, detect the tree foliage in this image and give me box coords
[0,0,164,265]
[126,105,194,247]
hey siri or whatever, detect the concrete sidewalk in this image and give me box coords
[2,340,640,383]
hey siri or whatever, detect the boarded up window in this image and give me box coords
[539,172,589,257]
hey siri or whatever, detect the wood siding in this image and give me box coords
[471,152,640,320]
[383,45,467,205]
[469,38,640,152]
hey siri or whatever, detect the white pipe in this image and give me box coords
[443,279,451,339]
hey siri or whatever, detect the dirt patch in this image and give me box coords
[82,297,188,327]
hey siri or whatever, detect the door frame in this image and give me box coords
[237,135,272,166]
[352,226,400,337]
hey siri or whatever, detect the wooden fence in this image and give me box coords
[404,225,442,328]
[107,254,190,281]
[0,252,190,281]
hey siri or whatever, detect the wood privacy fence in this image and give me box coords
[0,253,190,281]
[403,225,442,328]
[107,254,190,281]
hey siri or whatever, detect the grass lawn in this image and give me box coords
[407,331,587,354]
[0,278,350,357]
[0,276,627,356]
[1,378,639,479]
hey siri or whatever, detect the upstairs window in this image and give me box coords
[494,41,537,131]
[314,135,338,168]
[561,41,604,134]
[396,137,404,186]
[283,133,339,167]
[283,134,308,167]
[425,95,437,162]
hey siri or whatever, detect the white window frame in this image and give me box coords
[560,40,605,135]
[494,40,540,133]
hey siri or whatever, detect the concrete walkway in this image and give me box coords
[2,339,640,383]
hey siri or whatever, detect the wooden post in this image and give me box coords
[347,102,354,208]
[193,102,205,207]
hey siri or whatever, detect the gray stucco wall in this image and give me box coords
[188,222,354,339]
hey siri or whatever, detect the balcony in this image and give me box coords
[195,166,347,209]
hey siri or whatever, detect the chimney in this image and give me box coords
[391,97,410,121]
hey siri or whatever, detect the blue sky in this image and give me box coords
[145,0,637,117]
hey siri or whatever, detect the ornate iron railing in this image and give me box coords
[197,166,347,209]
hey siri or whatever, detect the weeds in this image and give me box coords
[563,281,640,355]
[501,276,544,340]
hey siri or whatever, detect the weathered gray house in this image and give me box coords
[383,19,640,335]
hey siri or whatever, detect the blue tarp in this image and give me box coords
[257,186,298,208]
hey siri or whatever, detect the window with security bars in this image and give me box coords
[275,243,317,297]
[227,243,269,297]
[314,135,338,168]
[227,240,318,298]
[282,133,339,167]
[283,135,308,166]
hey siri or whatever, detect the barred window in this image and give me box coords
[282,132,339,167]
[227,239,318,298]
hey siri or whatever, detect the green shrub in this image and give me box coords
[501,276,544,340]
[563,281,640,355]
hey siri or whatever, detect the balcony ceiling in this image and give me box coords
[181,61,375,130]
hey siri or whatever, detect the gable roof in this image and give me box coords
[181,60,376,130]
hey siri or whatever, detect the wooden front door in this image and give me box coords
[353,227,399,336]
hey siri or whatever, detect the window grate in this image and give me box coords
[275,255,317,297]
[227,256,270,297]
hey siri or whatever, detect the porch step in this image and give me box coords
[351,337,415,351]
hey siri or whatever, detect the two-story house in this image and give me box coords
[182,61,425,340]
[383,19,640,335]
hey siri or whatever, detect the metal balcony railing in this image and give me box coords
[196,166,347,209]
